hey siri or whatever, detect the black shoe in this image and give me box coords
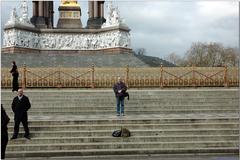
[11,136,17,140]
[24,135,31,140]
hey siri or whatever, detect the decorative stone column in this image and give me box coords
[100,1,104,17]
[87,0,106,29]
[35,1,47,28]
[93,1,98,18]
[44,1,49,18]
[88,1,93,18]
[30,1,38,25]
[48,1,54,28]
[33,1,38,17]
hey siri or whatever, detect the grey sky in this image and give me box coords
[1,0,239,59]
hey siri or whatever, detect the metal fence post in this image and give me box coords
[192,64,196,87]
[91,64,95,88]
[57,65,61,88]
[224,65,228,87]
[22,63,27,89]
[125,65,129,88]
[160,64,163,88]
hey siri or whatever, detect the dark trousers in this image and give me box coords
[1,132,8,159]
[12,75,19,91]
[13,115,29,137]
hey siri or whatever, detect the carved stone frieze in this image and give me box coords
[3,28,131,50]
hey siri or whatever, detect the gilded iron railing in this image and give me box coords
[1,65,239,88]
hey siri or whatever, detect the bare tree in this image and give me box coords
[184,42,208,66]
[135,48,147,55]
[182,42,238,67]
[165,52,183,66]
[222,47,239,67]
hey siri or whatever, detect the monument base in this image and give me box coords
[3,25,131,51]
[35,16,47,28]
[57,19,82,29]
[1,47,40,54]
[1,47,132,55]
[87,17,106,29]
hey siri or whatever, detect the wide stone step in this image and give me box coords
[4,109,239,116]
[2,101,237,107]
[2,96,238,102]
[2,105,238,112]
[2,89,237,94]
[2,97,238,102]
[9,129,239,137]
[7,135,239,145]
[2,104,238,109]
[7,123,239,132]
[6,141,238,152]
[2,95,238,100]
[7,117,238,126]
[6,147,238,158]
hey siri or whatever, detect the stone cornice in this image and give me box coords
[4,24,130,34]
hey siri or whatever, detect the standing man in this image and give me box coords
[10,61,19,92]
[1,104,10,159]
[11,88,31,140]
[113,77,127,116]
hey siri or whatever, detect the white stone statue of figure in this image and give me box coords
[102,1,115,28]
[5,8,19,26]
[102,1,128,28]
[19,0,34,27]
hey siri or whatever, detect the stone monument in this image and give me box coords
[2,0,131,55]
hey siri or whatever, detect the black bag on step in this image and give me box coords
[112,130,122,137]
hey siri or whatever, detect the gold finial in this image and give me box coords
[61,0,80,7]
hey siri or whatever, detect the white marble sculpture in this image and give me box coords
[3,28,131,50]
[5,8,19,26]
[19,0,34,27]
[102,1,128,28]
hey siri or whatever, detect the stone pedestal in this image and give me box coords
[57,6,82,29]
[87,17,106,29]
[35,16,47,28]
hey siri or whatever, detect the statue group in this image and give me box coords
[3,0,131,51]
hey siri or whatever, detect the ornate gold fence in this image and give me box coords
[1,65,239,88]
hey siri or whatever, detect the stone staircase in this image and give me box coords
[1,88,239,158]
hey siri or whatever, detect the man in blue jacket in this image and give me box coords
[113,77,127,116]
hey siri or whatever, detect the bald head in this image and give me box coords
[18,89,23,97]
[118,77,122,83]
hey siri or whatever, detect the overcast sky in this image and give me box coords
[1,0,239,59]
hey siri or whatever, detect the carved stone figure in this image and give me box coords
[102,1,128,28]
[19,0,34,27]
[5,8,19,26]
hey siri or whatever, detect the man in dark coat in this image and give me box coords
[10,61,19,92]
[113,77,127,116]
[11,88,31,140]
[1,104,10,159]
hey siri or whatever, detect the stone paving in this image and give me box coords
[7,154,239,160]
